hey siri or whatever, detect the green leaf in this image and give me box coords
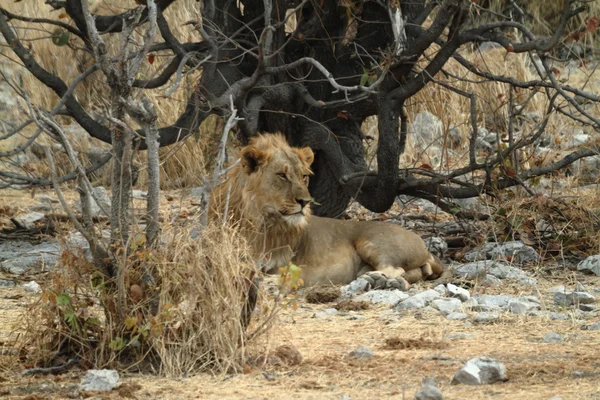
[360,72,369,86]
[51,29,70,47]
[57,293,71,307]
[367,73,378,85]
[109,337,126,351]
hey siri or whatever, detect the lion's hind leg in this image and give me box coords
[354,239,410,291]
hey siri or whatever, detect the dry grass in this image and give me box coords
[15,218,268,376]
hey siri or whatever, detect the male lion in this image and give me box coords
[211,134,444,290]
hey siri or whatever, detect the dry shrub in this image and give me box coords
[484,0,600,43]
[17,220,270,376]
[384,336,447,350]
[2,0,216,188]
[490,194,600,258]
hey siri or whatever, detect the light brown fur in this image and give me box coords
[211,134,444,289]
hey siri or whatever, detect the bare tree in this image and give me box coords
[1,0,599,221]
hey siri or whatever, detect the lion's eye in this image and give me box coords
[277,173,288,181]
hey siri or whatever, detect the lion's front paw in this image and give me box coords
[360,271,410,291]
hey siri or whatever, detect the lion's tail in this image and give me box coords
[426,254,447,280]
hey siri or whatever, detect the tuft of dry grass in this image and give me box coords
[16,219,269,377]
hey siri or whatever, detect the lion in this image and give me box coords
[210,134,444,290]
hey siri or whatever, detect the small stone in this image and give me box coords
[433,284,448,296]
[23,281,41,293]
[473,312,499,324]
[453,260,536,285]
[313,308,338,319]
[549,285,567,294]
[79,369,119,391]
[549,312,569,321]
[508,297,541,315]
[582,321,600,330]
[415,376,443,400]
[14,212,46,229]
[446,312,468,321]
[577,255,600,276]
[447,283,470,302]
[451,357,506,385]
[340,278,370,299]
[463,298,478,309]
[554,291,596,306]
[132,190,148,200]
[431,298,462,316]
[480,275,502,287]
[396,289,441,311]
[38,195,59,204]
[0,279,15,287]
[354,289,409,307]
[476,295,513,310]
[580,304,597,312]
[543,332,563,343]
[446,333,476,340]
[347,346,374,359]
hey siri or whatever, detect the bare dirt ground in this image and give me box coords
[2,188,600,400]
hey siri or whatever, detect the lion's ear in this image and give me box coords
[296,147,314,167]
[241,145,268,173]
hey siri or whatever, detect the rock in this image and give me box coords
[340,278,371,299]
[14,212,46,229]
[347,346,374,360]
[414,377,443,400]
[476,295,514,310]
[453,198,486,213]
[543,332,563,343]
[554,291,596,306]
[131,190,148,200]
[431,298,463,316]
[314,308,338,319]
[0,279,15,287]
[574,155,600,184]
[452,357,506,385]
[446,283,470,302]
[549,285,567,294]
[582,321,600,330]
[480,275,502,287]
[549,312,569,321]
[0,241,60,274]
[75,186,110,217]
[463,298,478,309]
[464,241,539,264]
[29,205,53,213]
[473,312,499,324]
[396,289,441,311]
[23,281,42,293]
[433,284,448,296]
[65,231,110,262]
[354,289,409,307]
[447,333,476,340]
[577,255,600,276]
[79,369,119,391]
[424,237,448,258]
[38,195,59,204]
[580,304,597,312]
[508,297,541,315]
[411,111,443,144]
[446,312,468,321]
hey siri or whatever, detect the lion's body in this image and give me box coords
[211,134,443,288]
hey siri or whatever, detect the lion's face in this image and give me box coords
[240,136,314,228]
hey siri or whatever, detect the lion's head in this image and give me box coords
[234,134,314,228]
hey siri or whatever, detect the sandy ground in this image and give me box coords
[1,272,600,399]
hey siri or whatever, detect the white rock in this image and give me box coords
[347,346,374,359]
[23,281,41,293]
[447,283,470,302]
[446,312,468,321]
[508,297,541,315]
[473,312,499,324]
[14,212,46,229]
[452,357,506,385]
[79,369,119,391]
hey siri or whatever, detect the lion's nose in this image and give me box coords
[297,198,309,208]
